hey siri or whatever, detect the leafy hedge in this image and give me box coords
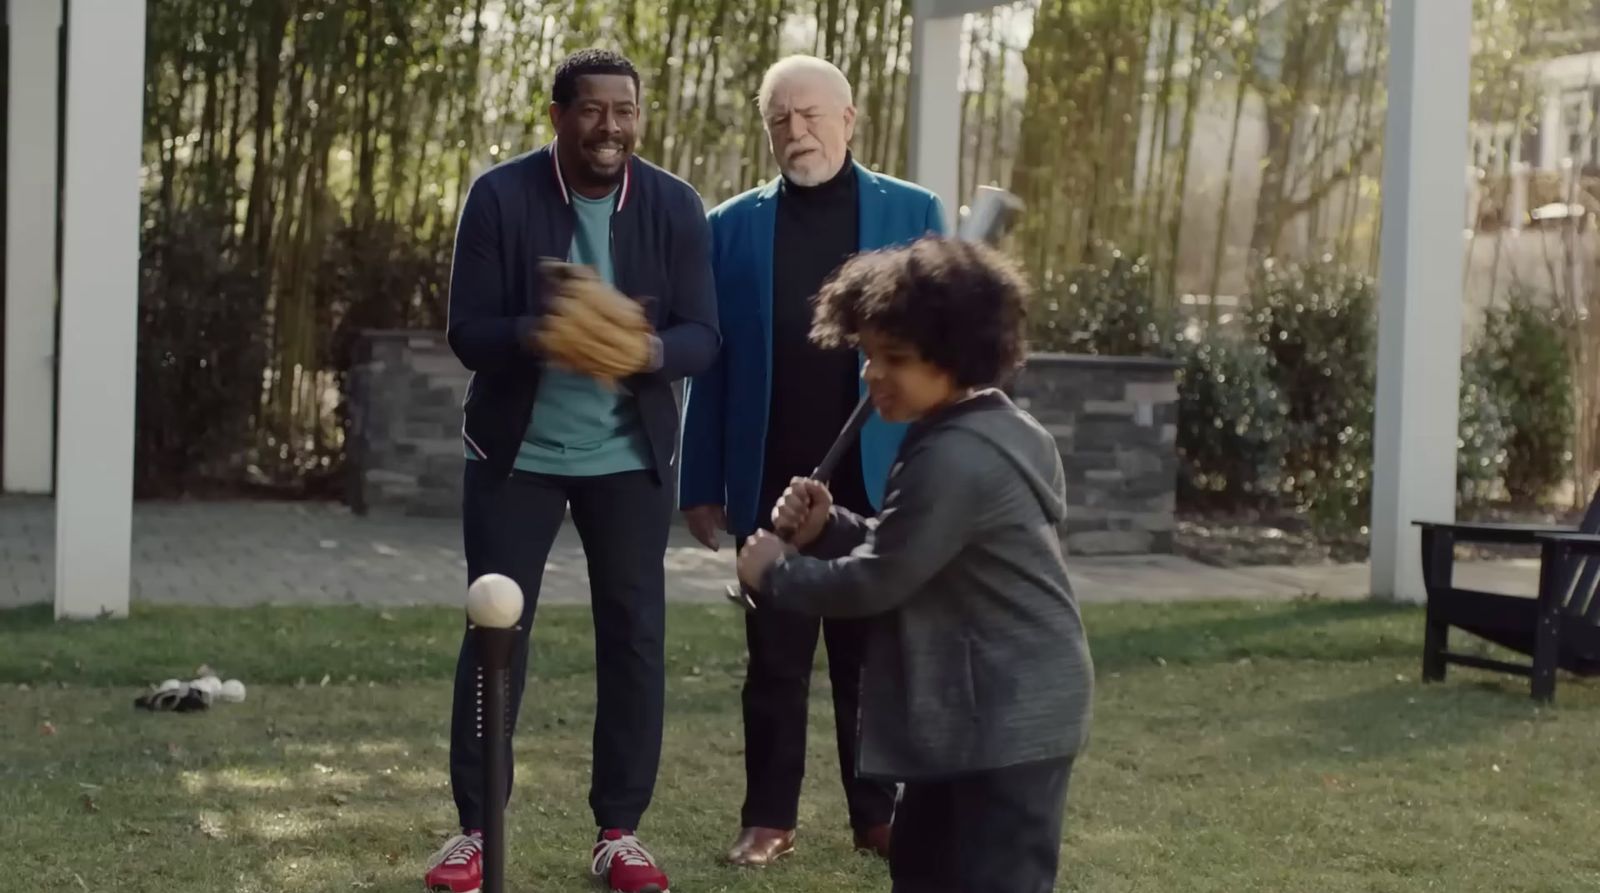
[1468,287,1573,504]
[134,209,447,497]
[1032,248,1575,532]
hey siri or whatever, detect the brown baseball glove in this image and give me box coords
[535,260,654,386]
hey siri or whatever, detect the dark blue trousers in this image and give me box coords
[449,463,671,832]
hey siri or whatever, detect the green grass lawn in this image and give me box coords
[5,598,1600,892]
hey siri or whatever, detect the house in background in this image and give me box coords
[1120,3,1600,330]
[1465,49,1600,324]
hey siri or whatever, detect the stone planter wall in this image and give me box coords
[1007,353,1181,555]
[343,331,471,517]
[344,334,1182,554]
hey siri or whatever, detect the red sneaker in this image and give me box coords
[590,829,670,893]
[424,832,483,893]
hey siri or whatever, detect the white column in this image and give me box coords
[1370,1,1471,603]
[1464,166,1479,229]
[54,0,148,619]
[908,1,963,231]
[4,0,62,494]
[1509,161,1528,230]
[1540,89,1562,172]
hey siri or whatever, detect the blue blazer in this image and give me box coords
[678,162,948,537]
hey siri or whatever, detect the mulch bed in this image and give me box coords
[1175,502,1588,567]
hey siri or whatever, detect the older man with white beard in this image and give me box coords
[678,54,947,866]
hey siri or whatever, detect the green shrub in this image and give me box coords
[136,209,270,497]
[1474,287,1573,504]
[1457,344,1510,505]
[135,210,449,498]
[1244,257,1377,533]
[1038,247,1576,525]
[1031,243,1177,357]
[1175,338,1287,507]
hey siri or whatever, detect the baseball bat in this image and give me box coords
[725,395,874,610]
[726,186,1024,611]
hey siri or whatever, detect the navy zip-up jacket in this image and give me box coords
[447,143,720,481]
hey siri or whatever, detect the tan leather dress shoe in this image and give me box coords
[725,826,796,866]
[853,822,892,859]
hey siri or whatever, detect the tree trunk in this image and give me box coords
[1141,12,1182,246]
[1337,0,1384,261]
[245,0,291,266]
[1207,0,1261,321]
[1165,0,1219,304]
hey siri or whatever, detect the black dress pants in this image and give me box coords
[737,459,897,832]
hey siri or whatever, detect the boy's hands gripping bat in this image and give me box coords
[725,187,1024,611]
[726,396,874,609]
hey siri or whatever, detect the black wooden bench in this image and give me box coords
[1413,484,1600,701]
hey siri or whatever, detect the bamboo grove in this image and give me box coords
[134,0,1600,496]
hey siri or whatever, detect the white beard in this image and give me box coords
[782,155,840,187]
[785,169,826,187]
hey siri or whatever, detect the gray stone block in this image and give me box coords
[1084,468,1125,484]
[372,342,403,363]
[412,386,456,409]
[1076,488,1109,508]
[1124,380,1180,405]
[412,352,467,378]
[1082,400,1136,418]
[1075,419,1140,451]
[1065,452,1117,473]
[1063,514,1110,534]
[1113,448,1162,477]
[1120,473,1176,500]
[1067,529,1152,555]
[1109,492,1176,514]
[1132,512,1175,532]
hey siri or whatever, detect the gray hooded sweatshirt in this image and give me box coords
[761,389,1094,781]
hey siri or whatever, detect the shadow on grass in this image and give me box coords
[1212,647,1600,778]
[3,680,871,893]
[0,603,751,687]
[0,603,58,630]
[1084,597,1420,673]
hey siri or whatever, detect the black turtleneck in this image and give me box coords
[762,157,868,517]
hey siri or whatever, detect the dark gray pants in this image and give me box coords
[889,757,1075,893]
[449,463,671,833]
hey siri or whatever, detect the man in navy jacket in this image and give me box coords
[678,54,947,867]
[426,49,717,893]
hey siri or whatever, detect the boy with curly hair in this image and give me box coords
[736,235,1094,893]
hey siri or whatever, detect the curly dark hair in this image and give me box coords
[810,236,1030,388]
[551,49,641,106]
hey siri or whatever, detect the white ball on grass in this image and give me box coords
[219,680,246,703]
[466,574,524,629]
